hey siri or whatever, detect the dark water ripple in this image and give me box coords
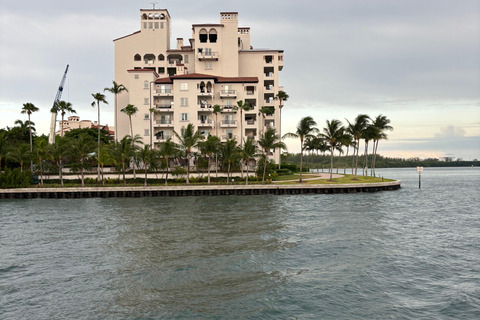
[1,167,479,319]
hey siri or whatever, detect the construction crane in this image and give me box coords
[48,65,69,144]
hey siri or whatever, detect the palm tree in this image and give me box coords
[361,124,376,176]
[109,136,134,186]
[48,136,69,187]
[8,143,31,173]
[158,138,179,186]
[259,106,275,135]
[91,93,108,180]
[96,146,112,185]
[219,138,240,183]
[345,114,370,180]
[320,119,347,181]
[21,103,39,170]
[282,116,318,183]
[104,81,128,142]
[240,137,257,185]
[371,115,393,177]
[198,134,220,184]
[212,104,222,137]
[234,100,250,146]
[137,144,154,186]
[274,90,288,169]
[70,133,95,187]
[51,100,75,137]
[174,123,203,184]
[149,107,159,146]
[258,128,286,184]
[33,139,51,187]
[120,104,138,140]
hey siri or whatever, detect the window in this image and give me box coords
[158,54,164,61]
[161,22,164,29]
[158,67,164,74]
[144,129,149,136]
[148,22,153,29]
[154,22,159,29]
[143,22,147,29]
[226,129,233,139]
[199,29,208,43]
[184,55,189,63]
[205,62,212,70]
[144,98,149,105]
[134,54,141,61]
[205,48,212,55]
[135,75,139,79]
[209,29,217,43]
[144,81,149,89]
[180,113,189,121]
[180,83,188,91]
[144,113,149,120]
[180,98,188,106]
[226,100,232,107]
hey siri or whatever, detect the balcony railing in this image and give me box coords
[197,52,219,61]
[221,135,238,141]
[199,119,214,126]
[221,105,236,112]
[155,120,172,125]
[156,89,171,94]
[246,120,256,125]
[155,135,171,142]
[221,120,237,127]
[156,104,173,109]
[219,90,237,98]
[198,104,213,110]
[198,90,213,96]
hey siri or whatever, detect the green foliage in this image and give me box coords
[0,168,33,188]
[274,168,291,176]
[65,128,112,144]
[171,166,187,177]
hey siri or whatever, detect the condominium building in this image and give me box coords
[113,8,285,162]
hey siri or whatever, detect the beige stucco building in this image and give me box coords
[55,115,114,137]
[113,8,285,162]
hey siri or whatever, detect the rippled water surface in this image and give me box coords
[1,168,479,319]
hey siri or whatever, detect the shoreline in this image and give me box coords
[0,180,401,199]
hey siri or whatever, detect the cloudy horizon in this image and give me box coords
[1,0,479,160]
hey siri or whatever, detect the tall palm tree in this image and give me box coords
[21,102,39,170]
[371,114,393,177]
[274,90,288,169]
[104,81,128,142]
[219,138,240,183]
[137,144,154,186]
[174,123,203,184]
[33,139,51,187]
[240,137,257,185]
[96,146,112,186]
[120,104,138,140]
[258,128,286,184]
[345,114,370,180]
[8,143,31,173]
[362,124,376,176]
[259,106,275,135]
[320,119,347,181]
[212,104,222,137]
[91,93,108,180]
[234,100,250,146]
[48,136,69,187]
[282,116,318,183]
[148,107,159,146]
[51,100,76,137]
[158,138,179,186]
[109,136,134,186]
[70,133,95,187]
[198,134,220,184]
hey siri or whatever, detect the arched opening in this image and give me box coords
[142,13,148,19]
[167,54,183,65]
[148,13,153,20]
[199,28,208,43]
[154,13,159,19]
[209,28,217,43]
[206,81,213,93]
[134,54,141,61]
[199,81,206,93]
[158,54,165,61]
[144,53,156,65]
[160,14,165,20]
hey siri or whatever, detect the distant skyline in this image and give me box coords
[1,0,479,159]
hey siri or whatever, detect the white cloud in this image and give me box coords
[434,125,466,138]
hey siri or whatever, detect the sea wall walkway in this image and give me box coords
[0,181,401,199]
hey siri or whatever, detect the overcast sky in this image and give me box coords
[1,0,479,159]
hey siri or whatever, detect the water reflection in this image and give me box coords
[107,196,294,317]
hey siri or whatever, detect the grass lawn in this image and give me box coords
[276,174,396,185]
[274,174,321,181]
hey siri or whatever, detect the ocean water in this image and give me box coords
[1,167,479,319]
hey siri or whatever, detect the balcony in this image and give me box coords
[198,90,213,97]
[156,104,173,111]
[198,104,213,111]
[220,120,237,128]
[198,119,214,127]
[155,89,172,97]
[221,134,238,142]
[245,119,256,126]
[221,105,236,112]
[155,135,172,143]
[197,52,219,61]
[219,90,237,98]
[154,120,173,128]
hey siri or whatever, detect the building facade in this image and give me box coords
[113,9,285,162]
[56,115,114,137]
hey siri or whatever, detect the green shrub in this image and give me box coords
[274,168,291,176]
[0,168,33,188]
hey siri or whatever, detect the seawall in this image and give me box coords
[0,181,401,199]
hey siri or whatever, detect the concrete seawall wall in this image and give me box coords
[0,181,401,199]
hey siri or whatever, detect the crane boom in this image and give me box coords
[49,65,69,144]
